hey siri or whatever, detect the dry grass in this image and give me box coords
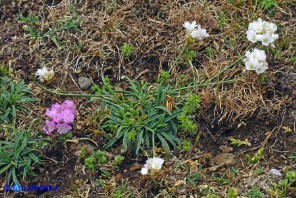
[0,0,295,197]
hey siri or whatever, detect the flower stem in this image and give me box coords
[66,137,98,147]
[152,133,155,157]
[172,78,242,92]
[168,44,188,73]
[33,76,100,98]
[204,56,243,84]
[171,56,243,92]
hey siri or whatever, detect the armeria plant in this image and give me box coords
[0,76,39,126]
[42,100,76,135]
[95,77,181,155]
[0,119,48,186]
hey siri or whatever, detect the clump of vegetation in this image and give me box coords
[177,93,200,135]
[0,65,9,77]
[246,148,265,165]
[178,139,191,152]
[272,171,296,197]
[0,77,39,125]
[83,150,107,171]
[95,77,181,155]
[247,186,264,198]
[121,43,134,57]
[0,120,48,185]
[112,155,125,167]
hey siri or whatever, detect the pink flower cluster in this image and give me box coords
[43,100,76,135]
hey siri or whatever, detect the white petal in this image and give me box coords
[141,167,148,175]
[246,30,257,43]
[191,27,209,40]
[255,34,264,42]
[146,158,154,169]
[253,48,266,62]
[183,21,198,33]
[151,157,164,170]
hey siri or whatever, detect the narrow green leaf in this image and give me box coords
[29,153,40,163]
[156,133,170,152]
[123,133,128,152]
[135,131,143,155]
[160,132,179,147]
[0,163,11,174]
[102,130,125,151]
[144,132,150,148]
[11,167,20,185]
[0,143,11,161]
[155,106,172,115]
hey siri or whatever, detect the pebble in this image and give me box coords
[78,76,92,90]
[213,153,236,166]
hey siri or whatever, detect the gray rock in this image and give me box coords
[78,77,92,90]
[213,153,236,166]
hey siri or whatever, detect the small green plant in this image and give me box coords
[253,167,264,175]
[157,71,170,85]
[229,137,251,147]
[19,14,38,24]
[186,172,201,185]
[177,93,200,135]
[247,186,264,198]
[0,120,46,185]
[213,173,231,185]
[56,16,81,32]
[182,94,200,114]
[187,50,197,62]
[175,160,187,170]
[177,113,197,134]
[212,168,237,185]
[84,150,107,171]
[112,155,125,167]
[18,14,39,38]
[121,43,134,57]
[272,171,296,198]
[246,148,264,165]
[107,0,118,12]
[85,156,96,171]
[96,179,106,188]
[97,77,181,155]
[288,152,296,161]
[257,0,277,11]
[91,84,102,95]
[176,74,190,88]
[199,185,219,197]
[178,139,191,152]
[0,65,9,77]
[227,187,239,198]
[206,47,215,59]
[58,132,73,142]
[0,77,39,125]
[111,180,133,198]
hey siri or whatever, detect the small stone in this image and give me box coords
[213,153,236,166]
[219,145,233,153]
[78,77,92,90]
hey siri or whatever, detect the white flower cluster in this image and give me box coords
[243,48,268,75]
[183,21,209,41]
[35,66,55,82]
[246,18,278,47]
[141,157,164,175]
